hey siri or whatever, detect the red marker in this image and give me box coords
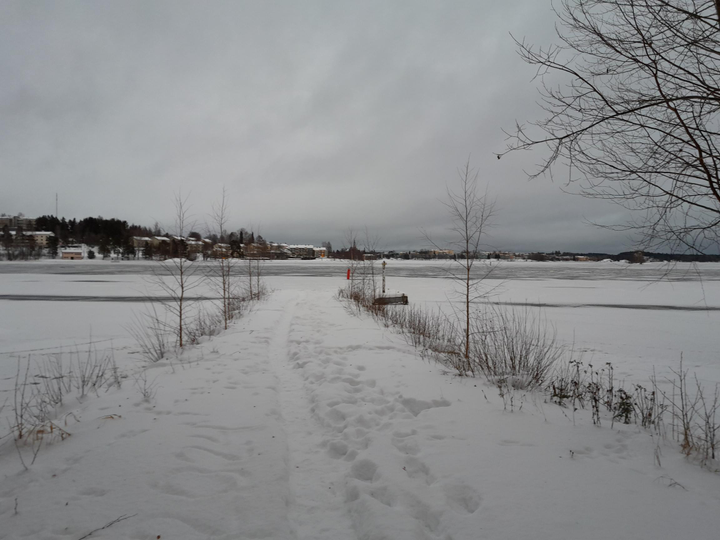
[347,268,351,280]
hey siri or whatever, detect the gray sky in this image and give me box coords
[0,0,637,253]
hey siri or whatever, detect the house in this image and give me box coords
[186,240,204,256]
[286,244,316,258]
[61,244,87,260]
[133,236,153,249]
[244,242,289,260]
[7,230,54,248]
[151,236,171,257]
[151,236,171,248]
[31,231,54,248]
[212,243,231,258]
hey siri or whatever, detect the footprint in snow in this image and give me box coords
[392,435,420,456]
[403,456,436,485]
[399,397,451,417]
[350,459,380,483]
[443,482,482,514]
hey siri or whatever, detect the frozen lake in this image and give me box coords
[1,259,719,393]
[2,257,720,281]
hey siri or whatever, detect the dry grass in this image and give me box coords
[4,349,120,469]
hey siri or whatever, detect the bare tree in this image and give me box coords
[210,186,234,329]
[342,227,380,302]
[211,186,229,244]
[154,191,201,348]
[429,160,495,373]
[361,227,382,299]
[502,0,720,254]
[244,226,266,301]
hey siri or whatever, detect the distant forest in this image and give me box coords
[534,251,720,263]
[618,252,720,263]
[35,215,156,255]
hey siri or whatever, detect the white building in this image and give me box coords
[60,244,87,260]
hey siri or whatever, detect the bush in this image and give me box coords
[126,305,171,363]
[470,305,563,390]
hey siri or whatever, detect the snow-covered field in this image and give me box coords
[0,260,719,539]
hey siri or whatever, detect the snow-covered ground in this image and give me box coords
[0,261,719,539]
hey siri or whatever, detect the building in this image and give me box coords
[7,230,54,248]
[151,236,171,252]
[31,231,54,247]
[286,244,316,258]
[61,244,87,260]
[186,240,204,256]
[133,236,153,249]
[0,214,36,231]
[212,243,231,258]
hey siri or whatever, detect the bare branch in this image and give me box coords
[77,514,138,540]
[504,0,720,254]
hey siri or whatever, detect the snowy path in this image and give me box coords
[2,282,720,539]
[266,288,476,540]
[266,289,358,539]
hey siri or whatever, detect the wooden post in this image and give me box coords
[382,260,386,294]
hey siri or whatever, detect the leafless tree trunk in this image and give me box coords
[247,258,254,300]
[255,259,261,299]
[154,191,200,348]
[245,226,266,301]
[211,186,233,329]
[502,0,720,254]
[428,160,495,373]
[450,162,494,364]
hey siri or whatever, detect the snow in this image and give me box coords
[0,261,719,539]
[398,274,720,387]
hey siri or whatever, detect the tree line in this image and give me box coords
[34,215,155,257]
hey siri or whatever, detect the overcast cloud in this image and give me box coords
[0,0,639,252]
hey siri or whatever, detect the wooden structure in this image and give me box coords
[373,294,408,306]
[372,261,408,305]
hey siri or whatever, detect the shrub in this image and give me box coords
[470,305,563,389]
[126,305,171,363]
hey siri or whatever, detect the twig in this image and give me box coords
[12,432,27,471]
[77,513,137,540]
[655,475,688,491]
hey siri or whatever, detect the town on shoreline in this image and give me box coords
[2,212,718,263]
